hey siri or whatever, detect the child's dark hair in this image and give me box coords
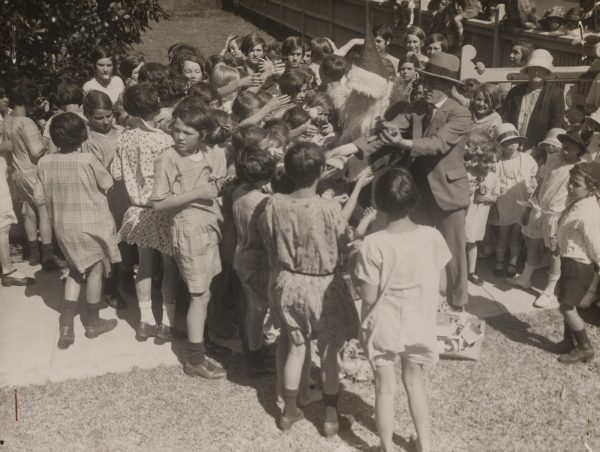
[232,124,267,151]
[310,37,334,65]
[283,106,310,130]
[207,108,232,145]
[172,97,218,139]
[90,45,115,70]
[138,62,168,84]
[171,50,205,79]
[158,75,188,108]
[238,145,276,183]
[49,112,88,151]
[375,167,421,219]
[53,80,84,107]
[8,80,39,109]
[231,90,264,123]
[271,164,296,194]
[119,51,145,79]
[241,33,266,56]
[122,83,161,118]
[284,142,324,188]
[511,40,535,62]
[319,55,348,85]
[205,55,225,76]
[82,90,113,116]
[426,33,449,52]
[373,24,393,42]
[278,69,307,98]
[570,162,600,191]
[264,118,291,148]
[282,36,305,58]
[187,82,221,106]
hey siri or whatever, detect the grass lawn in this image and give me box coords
[1,308,599,451]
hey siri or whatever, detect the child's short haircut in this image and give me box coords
[238,145,276,183]
[82,90,113,116]
[375,167,421,220]
[283,105,310,130]
[241,33,267,56]
[373,24,393,42]
[122,83,161,118]
[271,164,296,194]
[187,82,221,106]
[570,162,600,191]
[205,55,225,76]
[282,36,305,57]
[210,65,240,89]
[8,80,39,109]
[119,51,145,79]
[158,76,188,108]
[232,124,267,151]
[171,49,205,79]
[264,118,291,147]
[511,40,535,61]
[284,142,324,188]
[208,108,232,145]
[278,69,307,98]
[469,82,500,113]
[231,90,264,123]
[138,62,168,84]
[426,33,449,52]
[319,55,348,84]
[90,45,115,67]
[172,97,218,138]
[310,37,334,65]
[50,112,88,151]
[53,80,84,107]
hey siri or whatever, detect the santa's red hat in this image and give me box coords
[346,7,390,99]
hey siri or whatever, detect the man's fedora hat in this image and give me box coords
[417,52,463,86]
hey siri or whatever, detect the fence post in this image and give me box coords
[328,0,333,41]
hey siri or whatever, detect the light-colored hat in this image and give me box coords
[539,127,566,150]
[495,123,527,145]
[520,49,554,74]
[586,107,600,127]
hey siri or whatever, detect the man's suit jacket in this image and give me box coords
[389,97,473,211]
[503,82,565,150]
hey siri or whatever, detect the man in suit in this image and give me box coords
[361,52,473,308]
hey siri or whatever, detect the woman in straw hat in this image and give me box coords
[504,49,565,151]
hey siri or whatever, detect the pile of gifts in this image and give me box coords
[436,312,486,361]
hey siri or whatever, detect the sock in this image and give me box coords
[283,388,299,417]
[28,240,40,261]
[41,242,55,262]
[87,302,101,326]
[187,341,205,365]
[59,300,78,328]
[520,263,535,282]
[138,299,154,324]
[162,303,175,327]
[563,321,574,345]
[573,328,591,348]
[545,273,560,295]
[323,392,339,423]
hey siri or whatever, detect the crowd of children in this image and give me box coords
[1,20,600,451]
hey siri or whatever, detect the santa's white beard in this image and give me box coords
[339,87,391,144]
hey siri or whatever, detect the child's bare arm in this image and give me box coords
[342,167,374,221]
[152,183,217,211]
[356,281,378,306]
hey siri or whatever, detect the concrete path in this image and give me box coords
[0,259,557,388]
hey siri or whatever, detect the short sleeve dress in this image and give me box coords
[259,194,359,348]
[34,152,121,273]
[232,184,271,309]
[494,152,538,226]
[110,121,174,255]
[2,114,45,203]
[353,226,451,367]
[151,145,227,294]
[465,170,500,243]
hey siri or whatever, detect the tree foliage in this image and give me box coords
[0,0,169,91]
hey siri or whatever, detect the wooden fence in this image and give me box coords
[232,0,597,69]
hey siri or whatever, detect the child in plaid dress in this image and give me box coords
[110,83,178,344]
[259,142,359,436]
[2,80,63,269]
[151,97,227,380]
[34,113,120,349]
[232,146,275,374]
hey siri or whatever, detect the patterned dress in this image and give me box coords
[81,126,130,230]
[34,152,121,273]
[110,121,174,255]
[2,114,45,203]
[232,184,270,310]
[151,145,227,294]
[259,194,359,348]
